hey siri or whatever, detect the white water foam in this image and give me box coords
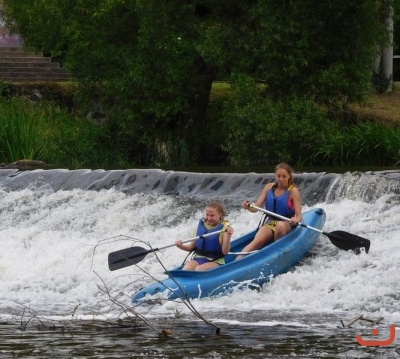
[0,185,399,328]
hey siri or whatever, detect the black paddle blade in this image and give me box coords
[108,246,151,271]
[326,230,371,254]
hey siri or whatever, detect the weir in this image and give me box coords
[0,168,399,205]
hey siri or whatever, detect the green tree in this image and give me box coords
[234,1,388,106]
[1,0,392,166]
[395,0,400,52]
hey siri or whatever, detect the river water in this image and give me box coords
[0,168,399,358]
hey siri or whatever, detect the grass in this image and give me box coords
[350,81,400,125]
[210,81,231,101]
[0,97,116,167]
[0,99,47,163]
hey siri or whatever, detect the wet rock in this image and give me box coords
[1,159,49,170]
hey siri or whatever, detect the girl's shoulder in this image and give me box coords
[289,185,301,197]
[290,184,300,192]
[264,182,276,191]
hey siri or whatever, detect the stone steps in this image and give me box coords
[0,46,74,82]
[0,56,52,63]
[0,62,60,68]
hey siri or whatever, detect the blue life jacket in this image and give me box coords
[195,219,224,259]
[265,182,295,219]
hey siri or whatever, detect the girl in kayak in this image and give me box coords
[237,162,302,259]
[175,200,234,270]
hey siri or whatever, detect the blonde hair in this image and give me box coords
[206,200,227,219]
[275,162,296,187]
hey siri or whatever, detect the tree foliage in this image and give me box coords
[393,0,400,59]
[221,74,335,166]
[1,0,393,166]
[233,1,388,105]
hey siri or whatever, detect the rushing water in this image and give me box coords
[0,168,399,358]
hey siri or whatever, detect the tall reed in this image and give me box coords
[0,99,47,163]
[314,122,400,166]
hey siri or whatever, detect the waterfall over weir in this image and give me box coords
[1,167,400,358]
[0,168,399,205]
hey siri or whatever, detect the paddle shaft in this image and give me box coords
[154,229,225,253]
[249,204,370,253]
[108,229,226,270]
[250,204,323,234]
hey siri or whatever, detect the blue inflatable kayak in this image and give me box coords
[132,208,326,303]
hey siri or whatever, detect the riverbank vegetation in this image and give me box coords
[1,1,400,168]
[0,93,118,167]
[1,81,399,168]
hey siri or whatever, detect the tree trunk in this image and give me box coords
[381,4,394,92]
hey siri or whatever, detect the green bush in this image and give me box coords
[0,80,13,99]
[221,75,333,166]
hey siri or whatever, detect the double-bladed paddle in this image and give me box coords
[250,205,370,254]
[108,229,225,271]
